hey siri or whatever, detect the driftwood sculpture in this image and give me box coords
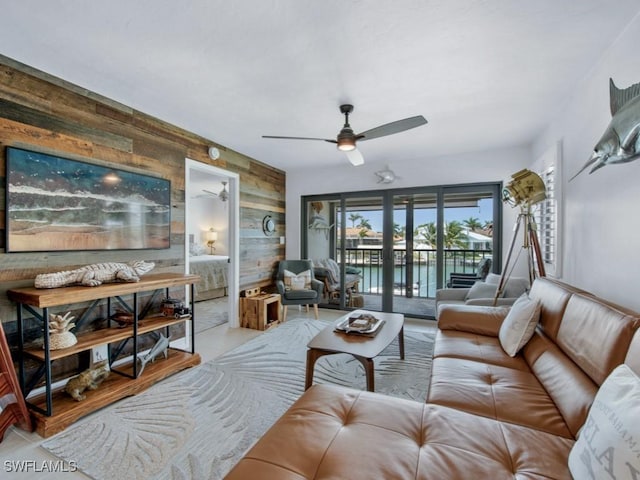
[34,261,155,289]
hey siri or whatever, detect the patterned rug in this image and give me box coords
[194,297,228,333]
[41,317,435,480]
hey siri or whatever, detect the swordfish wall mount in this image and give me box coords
[571,78,640,180]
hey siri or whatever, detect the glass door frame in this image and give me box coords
[301,181,502,317]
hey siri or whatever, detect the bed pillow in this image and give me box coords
[465,281,498,301]
[568,364,640,479]
[284,269,311,290]
[498,293,541,356]
[189,243,207,256]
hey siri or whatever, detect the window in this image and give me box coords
[535,165,556,266]
[532,141,562,277]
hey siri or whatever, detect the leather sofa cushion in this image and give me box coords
[434,330,529,371]
[529,277,587,341]
[225,384,575,480]
[437,304,510,337]
[555,293,639,385]
[428,357,572,438]
[523,330,600,438]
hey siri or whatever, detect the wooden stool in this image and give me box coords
[240,293,282,331]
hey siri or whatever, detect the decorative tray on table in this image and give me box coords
[335,313,385,335]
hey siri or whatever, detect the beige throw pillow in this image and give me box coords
[465,281,498,301]
[498,293,541,357]
[568,364,640,479]
[284,269,311,290]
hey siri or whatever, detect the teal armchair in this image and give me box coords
[275,260,323,321]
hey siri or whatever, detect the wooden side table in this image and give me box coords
[240,293,282,331]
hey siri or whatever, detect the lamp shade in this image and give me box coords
[502,169,546,208]
[206,229,218,242]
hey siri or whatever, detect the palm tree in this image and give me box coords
[413,221,467,250]
[463,217,482,232]
[357,218,372,239]
[393,223,405,241]
[444,220,466,249]
[357,218,372,231]
[415,222,437,248]
[348,213,363,229]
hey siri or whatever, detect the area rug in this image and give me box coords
[194,297,228,333]
[41,317,435,480]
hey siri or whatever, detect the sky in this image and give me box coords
[347,198,494,232]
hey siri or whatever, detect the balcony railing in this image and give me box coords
[338,248,492,298]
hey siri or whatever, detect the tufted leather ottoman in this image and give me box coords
[224,383,574,479]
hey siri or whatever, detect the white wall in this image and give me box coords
[532,12,640,310]
[286,145,530,274]
[188,195,229,255]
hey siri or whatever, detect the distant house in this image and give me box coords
[463,229,492,250]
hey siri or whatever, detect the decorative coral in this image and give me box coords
[46,312,78,350]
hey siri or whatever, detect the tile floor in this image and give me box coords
[1,307,436,479]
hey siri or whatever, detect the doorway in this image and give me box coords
[185,159,240,329]
[303,183,501,319]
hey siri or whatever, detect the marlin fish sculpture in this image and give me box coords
[571,78,640,180]
[137,333,170,375]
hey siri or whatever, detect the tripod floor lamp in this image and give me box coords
[494,169,547,305]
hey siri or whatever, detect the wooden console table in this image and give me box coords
[7,273,202,437]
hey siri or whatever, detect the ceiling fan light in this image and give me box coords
[337,126,356,151]
[219,181,229,202]
[337,140,356,151]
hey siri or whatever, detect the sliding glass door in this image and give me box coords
[303,182,501,319]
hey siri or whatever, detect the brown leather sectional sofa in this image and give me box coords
[225,278,640,479]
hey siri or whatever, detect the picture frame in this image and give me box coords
[5,147,171,252]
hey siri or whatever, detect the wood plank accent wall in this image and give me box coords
[0,56,285,324]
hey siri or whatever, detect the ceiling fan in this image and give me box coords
[262,104,427,166]
[196,181,228,202]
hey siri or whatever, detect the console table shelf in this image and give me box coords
[29,350,199,438]
[23,314,189,362]
[7,273,202,437]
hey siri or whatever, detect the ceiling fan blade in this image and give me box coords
[202,189,218,196]
[262,135,337,144]
[357,115,428,142]
[345,148,364,166]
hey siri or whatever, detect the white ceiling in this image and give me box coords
[1,1,639,172]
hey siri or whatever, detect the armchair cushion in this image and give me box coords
[283,289,318,300]
[485,273,529,298]
[465,281,498,301]
[283,269,311,290]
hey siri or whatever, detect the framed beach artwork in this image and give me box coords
[5,147,171,252]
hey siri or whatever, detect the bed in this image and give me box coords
[189,255,229,301]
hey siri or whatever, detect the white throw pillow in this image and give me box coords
[498,293,541,357]
[568,364,640,479]
[284,269,311,290]
[465,281,498,301]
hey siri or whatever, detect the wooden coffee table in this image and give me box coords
[305,310,405,392]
